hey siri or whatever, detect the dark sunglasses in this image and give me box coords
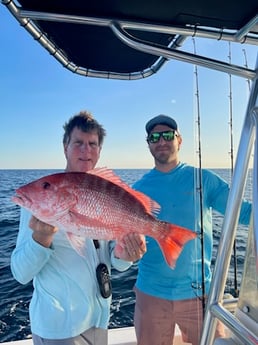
[147,130,177,144]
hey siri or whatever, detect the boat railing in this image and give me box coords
[200,54,258,344]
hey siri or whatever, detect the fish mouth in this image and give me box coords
[12,193,32,208]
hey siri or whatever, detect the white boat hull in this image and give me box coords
[1,325,188,345]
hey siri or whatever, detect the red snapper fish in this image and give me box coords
[12,168,196,268]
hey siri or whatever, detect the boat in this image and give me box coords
[1,0,257,344]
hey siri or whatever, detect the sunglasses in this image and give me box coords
[147,130,177,144]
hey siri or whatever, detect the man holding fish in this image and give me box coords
[133,114,252,345]
[11,111,147,345]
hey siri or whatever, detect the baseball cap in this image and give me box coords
[145,114,178,134]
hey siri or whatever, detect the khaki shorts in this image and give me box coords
[134,287,225,345]
[32,327,108,345]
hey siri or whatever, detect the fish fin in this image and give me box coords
[87,167,125,184]
[69,212,115,240]
[66,232,86,257]
[157,224,197,268]
[87,167,160,216]
[69,211,108,227]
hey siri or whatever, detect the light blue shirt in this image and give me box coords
[11,208,132,339]
[133,163,251,300]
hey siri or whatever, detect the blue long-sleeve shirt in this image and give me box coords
[133,163,251,300]
[11,208,132,339]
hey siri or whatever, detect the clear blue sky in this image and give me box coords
[1,5,257,169]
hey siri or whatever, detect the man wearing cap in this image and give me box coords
[132,115,251,345]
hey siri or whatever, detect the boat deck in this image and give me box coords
[1,326,189,345]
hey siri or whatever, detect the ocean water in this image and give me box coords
[0,168,251,342]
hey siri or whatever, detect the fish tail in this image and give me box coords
[156,223,197,268]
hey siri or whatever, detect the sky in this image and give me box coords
[1,5,257,170]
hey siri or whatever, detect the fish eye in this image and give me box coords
[42,181,51,190]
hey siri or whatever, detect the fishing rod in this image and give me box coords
[228,42,239,297]
[192,38,206,315]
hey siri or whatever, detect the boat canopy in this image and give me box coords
[2,0,258,80]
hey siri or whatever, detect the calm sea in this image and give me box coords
[0,168,251,342]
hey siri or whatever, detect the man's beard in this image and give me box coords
[154,152,172,164]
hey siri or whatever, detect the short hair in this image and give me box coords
[63,110,106,146]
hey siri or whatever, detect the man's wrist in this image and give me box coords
[32,232,53,248]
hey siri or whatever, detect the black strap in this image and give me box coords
[93,239,100,249]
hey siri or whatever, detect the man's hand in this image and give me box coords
[29,215,58,248]
[114,233,146,262]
